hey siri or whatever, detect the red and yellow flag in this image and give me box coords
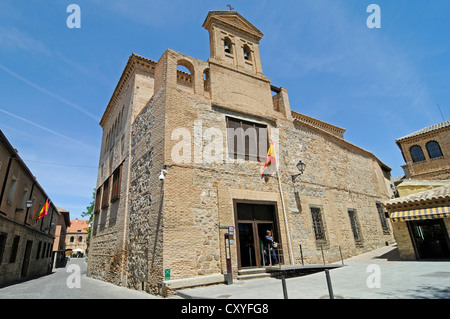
[261,141,277,177]
[37,200,50,221]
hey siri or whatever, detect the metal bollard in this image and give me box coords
[325,269,334,299]
[299,244,304,266]
[321,245,325,265]
[339,246,344,266]
[277,246,281,269]
[281,275,288,299]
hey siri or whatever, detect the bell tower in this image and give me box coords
[203,11,265,76]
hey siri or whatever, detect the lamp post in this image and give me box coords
[291,160,306,182]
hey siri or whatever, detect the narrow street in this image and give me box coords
[0,257,160,299]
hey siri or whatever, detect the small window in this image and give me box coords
[9,236,20,263]
[426,141,443,159]
[78,236,83,243]
[94,187,102,213]
[70,236,75,243]
[92,212,99,237]
[203,69,210,92]
[20,188,29,210]
[224,38,232,54]
[310,207,326,243]
[111,165,123,202]
[0,233,7,264]
[243,45,251,61]
[41,242,46,259]
[7,176,18,203]
[47,242,52,258]
[348,209,363,243]
[410,145,425,162]
[376,202,390,232]
[36,241,42,259]
[101,178,110,208]
[176,62,194,89]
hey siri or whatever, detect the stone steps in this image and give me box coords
[237,268,271,280]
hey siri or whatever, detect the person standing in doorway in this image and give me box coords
[264,230,279,265]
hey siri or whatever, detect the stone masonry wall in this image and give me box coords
[158,80,395,281]
[128,85,166,294]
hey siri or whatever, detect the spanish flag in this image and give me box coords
[36,200,50,222]
[261,141,277,177]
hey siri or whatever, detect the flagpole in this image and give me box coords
[276,169,295,265]
[271,141,295,266]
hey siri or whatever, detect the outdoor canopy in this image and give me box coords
[389,206,450,222]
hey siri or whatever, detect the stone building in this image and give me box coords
[0,130,59,286]
[385,121,450,260]
[88,11,395,295]
[66,218,89,256]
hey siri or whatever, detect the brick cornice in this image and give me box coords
[100,54,157,127]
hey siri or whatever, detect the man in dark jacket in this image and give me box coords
[264,230,279,265]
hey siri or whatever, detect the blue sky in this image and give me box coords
[0,1,448,220]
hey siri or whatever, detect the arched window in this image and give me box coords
[410,145,425,162]
[78,236,83,243]
[224,37,232,54]
[426,141,443,159]
[176,60,194,90]
[70,236,74,243]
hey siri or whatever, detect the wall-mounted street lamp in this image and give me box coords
[291,160,306,182]
[158,165,169,181]
[159,169,168,181]
[44,222,56,232]
[15,200,33,213]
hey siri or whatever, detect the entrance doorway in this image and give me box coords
[234,201,281,269]
[21,240,33,277]
[408,219,450,260]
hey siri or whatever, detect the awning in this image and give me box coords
[390,206,450,222]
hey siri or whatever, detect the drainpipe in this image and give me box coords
[0,155,14,213]
[24,182,36,225]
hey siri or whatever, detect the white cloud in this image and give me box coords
[0,26,49,55]
[0,108,96,150]
[0,63,101,122]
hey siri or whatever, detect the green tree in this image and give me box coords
[81,189,95,247]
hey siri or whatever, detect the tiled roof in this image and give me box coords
[396,120,450,141]
[384,184,450,206]
[67,219,89,233]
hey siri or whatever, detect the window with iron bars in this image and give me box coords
[348,209,363,243]
[310,207,327,243]
[376,202,390,232]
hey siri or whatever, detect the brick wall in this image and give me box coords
[88,12,396,295]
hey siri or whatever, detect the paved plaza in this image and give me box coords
[1,244,449,300]
[177,244,450,299]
